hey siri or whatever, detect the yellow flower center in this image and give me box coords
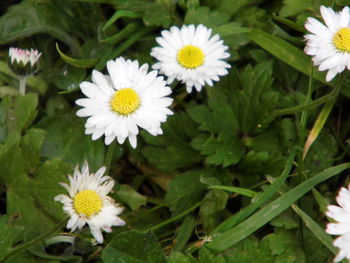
[177,45,205,69]
[110,88,140,115]
[333,28,350,52]
[73,189,102,217]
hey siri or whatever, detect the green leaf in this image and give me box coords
[217,0,261,16]
[73,0,116,2]
[56,43,99,68]
[184,7,230,28]
[200,190,228,233]
[142,112,201,171]
[279,0,330,17]
[302,226,334,262]
[265,229,306,263]
[103,10,140,31]
[116,0,175,27]
[115,184,147,211]
[230,62,277,134]
[21,128,46,172]
[235,6,271,32]
[168,252,198,263]
[102,231,166,263]
[208,185,257,198]
[222,236,273,263]
[191,133,244,167]
[4,94,38,133]
[304,130,338,174]
[213,22,250,37]
[211,149,296,234]
[292,205,336,255]
[0,145,70,231]
[101,23,140,45]
[270,209,298,229]
[165,170,206,216]
[187,87,244,167]
[3,250,60,263]
[25,231,81,262]
[36,114,105,171]
[172,216,196,252]
[1,94,38,145]
[198,247,225,263]
[0,216,25,261]
[0,1,79,52]
[249,29,330,86]
[303,97,339,159]
[49,65,86,92]
[207,162,350,251]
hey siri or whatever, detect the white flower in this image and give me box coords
[326,185,350,262]
[151,24,231,93]
[76,57,173,148]
[304,6,350,82]
[54,161,126,244]
[9,47,41,67]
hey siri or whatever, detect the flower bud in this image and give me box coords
[8,47,41,76]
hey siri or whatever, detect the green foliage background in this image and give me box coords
[0,0,349,262]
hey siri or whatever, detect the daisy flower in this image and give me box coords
[305,6,350,81]
[54,161,125,243]
[76,57,173,148]
[151,24,231,93]
[326,185,350,262]
[9,47,41,69]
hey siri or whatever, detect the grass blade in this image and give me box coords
[206,163,350,251]
[103,10,140,31]
[249,29,330,86]
[210,148,296,234]
[303,99,336,159]
[291,204,337,254]
[172,216,196,252]
[208,185,256,198]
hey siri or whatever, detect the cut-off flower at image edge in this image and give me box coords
[54,161,125,243]
[326,185,350,262]
[304,5,350,81]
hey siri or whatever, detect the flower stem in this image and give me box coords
[18,76,28,96]
[302,73,344,160]
[144,201,202,232]
[273,82,341,116]
[297,65,314,178]
[105,140,116,173]
[1,217,67,262]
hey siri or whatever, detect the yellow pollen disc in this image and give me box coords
[177,45,204,69]
[73,189,102,217]
[110,88,140,115]
[333,28,350,52]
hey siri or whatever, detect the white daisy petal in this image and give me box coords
[326,183,350,262]
[76,57,173,148]
[54,161,125,244]
[305,6,350,81]
[151,24,230,93]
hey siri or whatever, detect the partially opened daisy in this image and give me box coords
[326,185,350,262]
[151,24,231,93]
[305,6,350,81]
[54,161,125,243]
[76,57,173,148]
[8,47,42,95]
[8,47,41,75]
